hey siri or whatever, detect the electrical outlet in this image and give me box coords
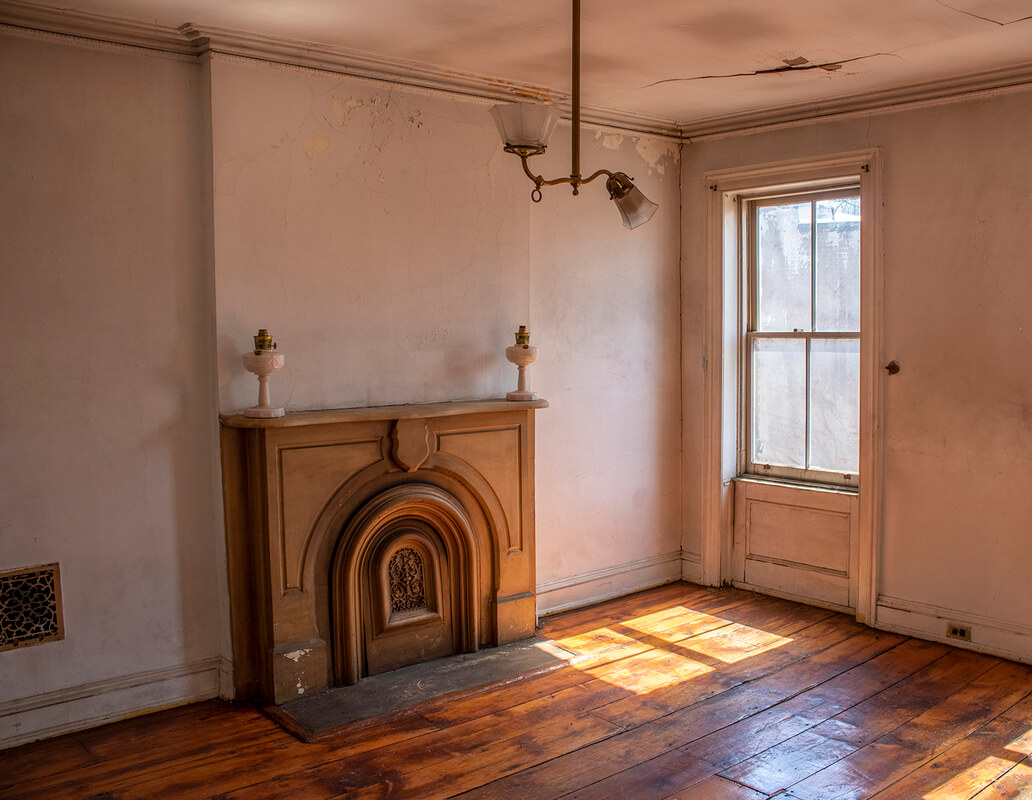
[947,622,972,642]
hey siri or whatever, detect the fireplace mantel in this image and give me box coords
[219,397,546,704]
[220,397,548,429]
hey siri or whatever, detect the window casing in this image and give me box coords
[744,186,860,488]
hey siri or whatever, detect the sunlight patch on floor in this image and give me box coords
[618,606,733,642]
[974,761,1032,795]
[584,649,714,694]
[923,729,1032,800]
[1005,727,1032,756]
[555,626,641,651]
[683,622,794,664]
[554,607,736,656]
[923,756,1020,799]
[554,608,794,695]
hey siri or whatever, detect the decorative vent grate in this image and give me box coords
[388,548,426,613]
[0,563,64,651]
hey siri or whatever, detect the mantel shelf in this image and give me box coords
[220,397,549,429]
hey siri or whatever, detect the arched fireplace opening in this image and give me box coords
[331,483,481,685]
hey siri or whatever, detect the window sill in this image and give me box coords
[734,474,858,496]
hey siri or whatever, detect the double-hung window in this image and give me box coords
[745,187,861,487]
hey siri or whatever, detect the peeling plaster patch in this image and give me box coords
[296,679,305,695]
[779,55,842,72]
[634,137,678,176]
[305,135,330,160]
[283,648,310,662]
[408,110,427,131]
[366,94,395,127]
[595,132,625,151]
[332,96,365,126]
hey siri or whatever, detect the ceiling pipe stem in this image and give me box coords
[489,0,657,226]
[571,0,581,188]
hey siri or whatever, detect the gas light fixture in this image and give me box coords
[489,0,658,230]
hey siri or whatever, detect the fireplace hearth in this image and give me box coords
[219,399,546,704]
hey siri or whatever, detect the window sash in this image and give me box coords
[744,187,860,488]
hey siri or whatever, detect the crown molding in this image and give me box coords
[179,23,682,139]
[0,0,192,53]
[179,23,555,103]
[682,61,1032,140]
[4,1,1032,142]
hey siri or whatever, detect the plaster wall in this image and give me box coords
[210,56,531,413]
[209,56,684,614]
[0,32,225,745]
[681,87,1032,652]
[529,130,683,609]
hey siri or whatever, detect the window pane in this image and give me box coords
[752,338,806,468]
[815,197,861,332]
[809,338,860,474]
[757,203,811,332]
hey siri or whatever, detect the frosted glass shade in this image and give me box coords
[490,102,562,149]
[607,173,659,229]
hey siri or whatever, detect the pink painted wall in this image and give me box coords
[1,33,226,744]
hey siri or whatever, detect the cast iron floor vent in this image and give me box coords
[0,563,63,651]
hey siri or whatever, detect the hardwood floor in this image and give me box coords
[3,582,1032,799]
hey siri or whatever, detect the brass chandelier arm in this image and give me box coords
[517,153,613,201]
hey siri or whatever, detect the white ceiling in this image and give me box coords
[7,0,1032,135]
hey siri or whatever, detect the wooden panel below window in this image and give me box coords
[733,479,859,612]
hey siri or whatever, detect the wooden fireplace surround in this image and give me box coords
[219,399,546,704]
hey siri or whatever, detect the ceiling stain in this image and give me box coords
[675,10,789,46]
[474,73,556,103]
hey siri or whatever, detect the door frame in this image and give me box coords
[699,149,883,625]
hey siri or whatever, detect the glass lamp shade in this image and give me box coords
[490,102,562,149]
[606,172,659,229]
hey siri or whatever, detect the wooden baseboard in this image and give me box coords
[876,595,1032,665]
[536,551,682,616]
[680,552,703,584]
[0,656,228,750]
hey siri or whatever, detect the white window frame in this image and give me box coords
[743,186,861,488]
[699,150,882,625]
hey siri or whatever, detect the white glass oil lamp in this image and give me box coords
[505,325,539,401]
[242,328,285,418]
